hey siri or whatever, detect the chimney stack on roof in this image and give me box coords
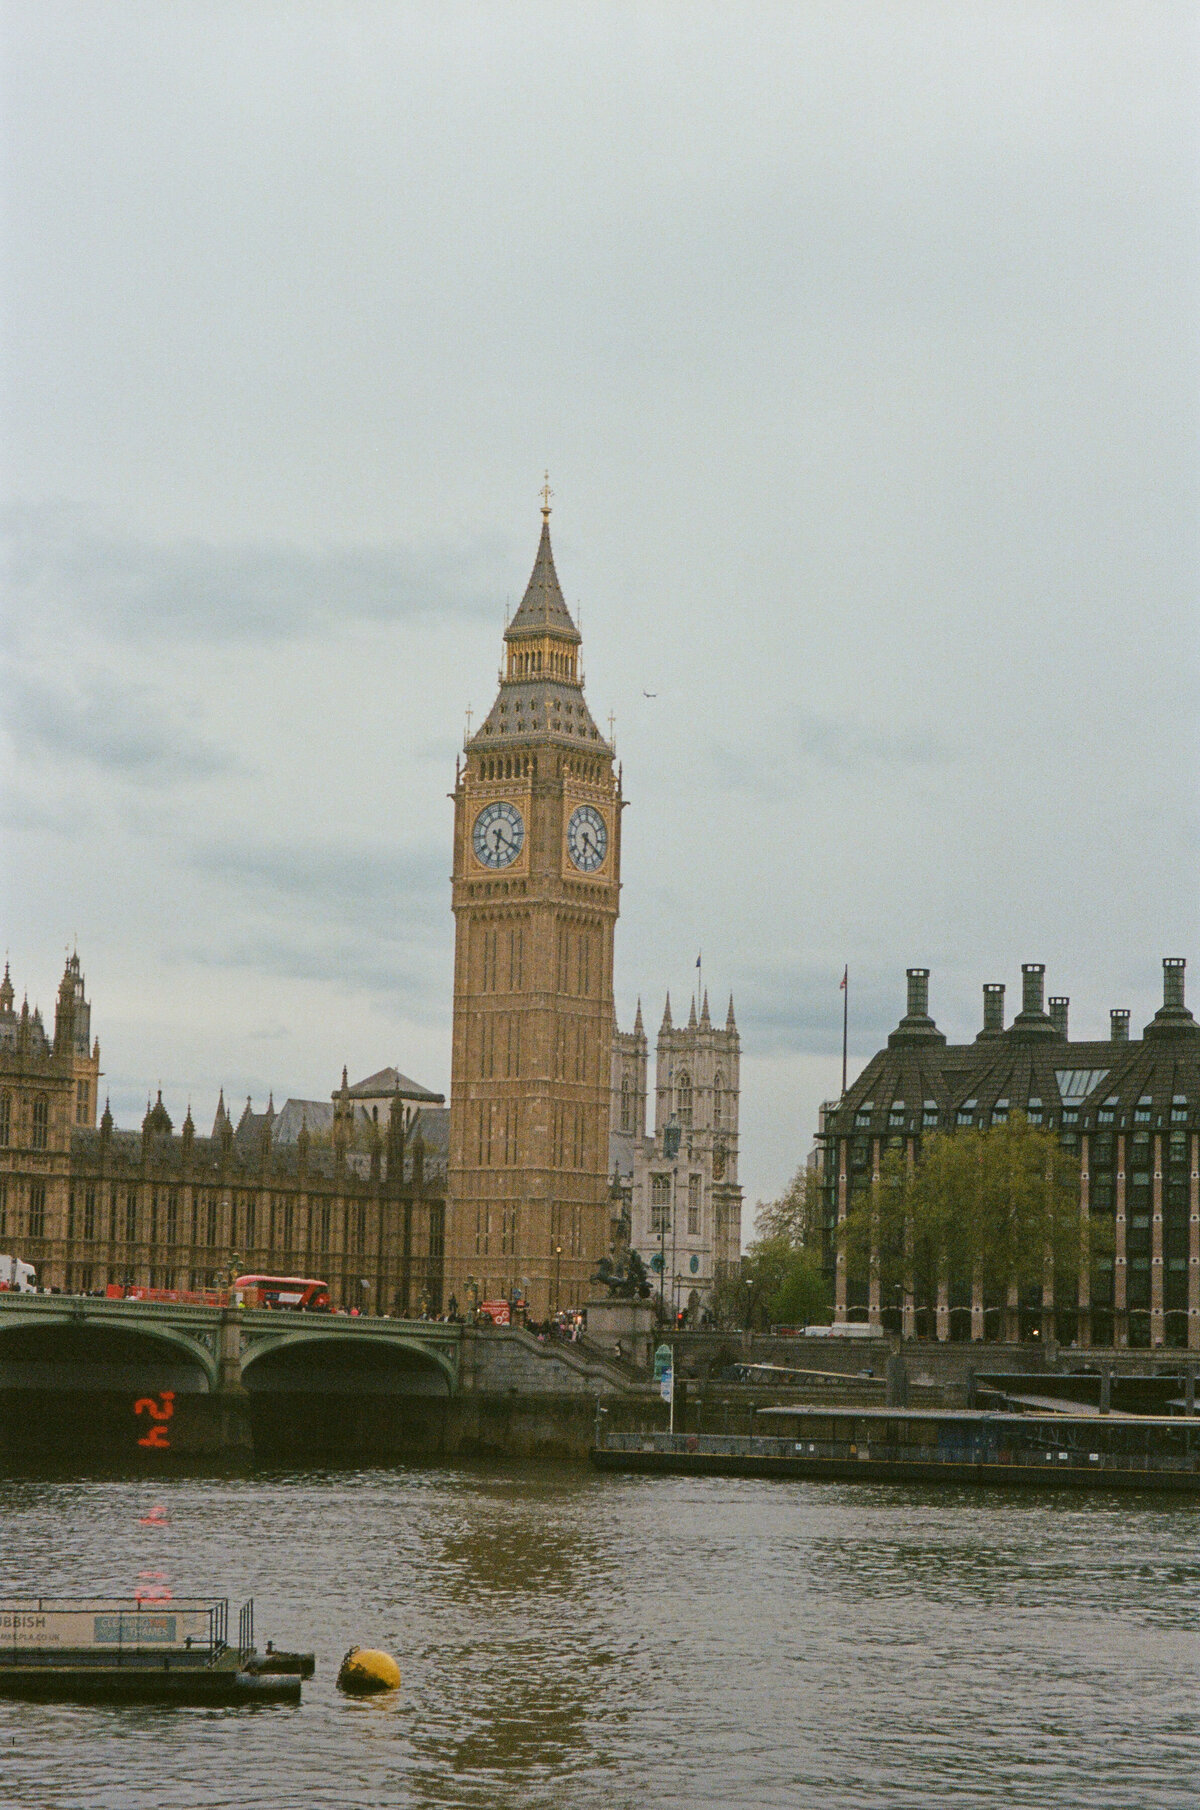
[907,968,929,1018]
[1048,996,1069,1038]
[1110,1008,1130,1043]
[980,983,1005,1038]
[1164,957,1186,1010]
[1021,963,1046,1017]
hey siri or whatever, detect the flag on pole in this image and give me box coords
[695,953,702,971]
[840,966,849,1095]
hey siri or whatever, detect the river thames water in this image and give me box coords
[2,1463,1199,1809]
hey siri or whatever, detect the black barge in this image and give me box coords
[0,1598,311,1703]
[591,1405,1200,1492]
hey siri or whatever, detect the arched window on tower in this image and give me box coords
[620,1074,634,1133]
[676,1071,692,1128]
[713,1071,725,1131]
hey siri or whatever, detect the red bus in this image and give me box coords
[234,1274,330,1311]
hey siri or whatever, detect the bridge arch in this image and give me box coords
[0,1312,219,1392]
[240,1328,456,1395]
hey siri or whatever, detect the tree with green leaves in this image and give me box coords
[707,1167,833,1329]
[840,1115,1087,1340]
[753,1163,826,1252]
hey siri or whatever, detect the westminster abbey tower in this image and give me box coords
[447,495,621,1317]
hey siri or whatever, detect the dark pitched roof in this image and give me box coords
[504,520,581,643]
[471,676,606,748]
[409,1105,449,1162]
[346,1066,444,1104]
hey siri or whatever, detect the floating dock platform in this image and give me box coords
[0,1598,311,1703]
[592,1405,1200,1492]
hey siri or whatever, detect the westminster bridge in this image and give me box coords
[0,1292,634,1462]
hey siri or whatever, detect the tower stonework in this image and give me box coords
[447,502,621,1318]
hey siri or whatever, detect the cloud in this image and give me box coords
[736,961,903,1061]
[706,707,950,794]
[2,503,501,647]
[190,834,447,935]
[4,666,239,782]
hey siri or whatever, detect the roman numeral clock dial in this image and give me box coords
[472,799,524,869]
[567,804,608,873]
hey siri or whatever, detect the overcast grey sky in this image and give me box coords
[2,2,1197,1214]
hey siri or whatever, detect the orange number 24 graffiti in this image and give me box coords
[134,1391,175,1449]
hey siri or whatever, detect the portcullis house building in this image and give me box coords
[821,959,1200,1349]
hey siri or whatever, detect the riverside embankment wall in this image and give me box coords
[2,1322,1197,1467]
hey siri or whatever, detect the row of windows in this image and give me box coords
[476,924,526,993]
[846,1126,1198,1167]
[1,1180,419,1256]
[648,1173,704,1236]
[618,1071,731,1134]
[549,1201,587,1259]
[556,925,597,998]
[474,1200,522,1258]
[477,1012,524,1080]
[479,753,537,780]
[472,1099,521,1168]
[0,1093,50,1150]
[855,1095,1192,1132]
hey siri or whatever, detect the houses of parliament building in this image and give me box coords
[1,502,743,1317]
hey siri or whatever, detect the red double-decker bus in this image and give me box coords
[234,1274,330,1311]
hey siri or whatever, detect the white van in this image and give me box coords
[802,1321,880,1339]
[0,1255,37,1292]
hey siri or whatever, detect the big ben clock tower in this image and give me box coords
[447,487,622,1319]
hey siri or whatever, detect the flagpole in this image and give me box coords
[841,967,849,1098]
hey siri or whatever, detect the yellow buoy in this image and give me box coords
[337,1645,402,1694]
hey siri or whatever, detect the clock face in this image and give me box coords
[473,800,525,869]
[567,803,608,872]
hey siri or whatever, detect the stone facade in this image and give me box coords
[0,956,100,1280]
[609,992,743,1316]
[0,958,447,1312]
[447,505,621,1319]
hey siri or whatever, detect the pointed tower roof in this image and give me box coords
[143,1089,173,1138]
[688,996,698,1029]
[700,990,711,1027]
[212,1088,229,1136]
[470,492,612,754]
[0,962,14,1015]
[726,994,737,1032]
[504,515,581,644]
[633,997,644,1035]
[660,992,673,1032]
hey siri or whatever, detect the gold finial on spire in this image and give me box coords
[540,471,553,520]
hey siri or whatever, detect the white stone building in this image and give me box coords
[608,992,743,1316]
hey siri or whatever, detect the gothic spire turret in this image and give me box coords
[468,495,611,750]
[700,990,711,1028]
[726,994,737,1033]
[633,997,644,1036]
[0,962,13,1015]
[660,992,673,1033]
[688,996,698,1030]
[504,512,581,646]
